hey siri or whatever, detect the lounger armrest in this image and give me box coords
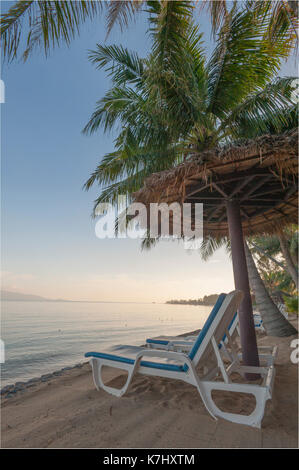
[148,339,194,347]
[146,338,195,345]
[169,340,194,346]
[135,349,190,363]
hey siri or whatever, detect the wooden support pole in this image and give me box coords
[226,199,260,380]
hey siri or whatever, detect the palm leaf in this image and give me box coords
[199,235,229,261]
[207,6,293,118]
[219,77,298,139]
[199,0,228,36]
[0,0,103,61]
[105,0,144,37]
[87,44,144,86]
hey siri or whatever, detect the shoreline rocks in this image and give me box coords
[1,361,88,398]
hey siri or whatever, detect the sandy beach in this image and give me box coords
[1,318,298,449]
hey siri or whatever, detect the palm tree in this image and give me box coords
[1,1,297,62]
[244,241,297,335]
[83,1,296,212]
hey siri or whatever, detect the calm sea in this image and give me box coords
[0,301,211,387]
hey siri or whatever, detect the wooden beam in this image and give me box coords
[229,175,256,198]
[212,182,228,198]
[185,182,212,198]
[241,200,283,207]
[246,197,287,202]
[184,169,272,198]
[248,187,285,198]
[207,203,225,222]
[240,175,273,200]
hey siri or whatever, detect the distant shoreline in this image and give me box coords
[166,301,215,306]
[1,299,160,304]
[166,293,220,306]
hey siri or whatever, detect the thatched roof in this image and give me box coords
[134,129,298,237]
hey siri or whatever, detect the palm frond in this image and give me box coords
[249,0,298,44]
[141,230,160,251]
[199,235,229,261]
[219,77,298,139]
[105,0,144,38]
[87,43,144,86]
[199,0,228,36]
[148,0,194,69]
[84,141,181,194]
[82,85,145,134]
[207,6,293,118]
[0,0,103,61]
[0,0,34,61]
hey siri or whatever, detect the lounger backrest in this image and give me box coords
[221,312,238,346]
[188,293,226,360]
[189,290,243,367]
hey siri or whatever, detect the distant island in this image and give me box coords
[0,290,69,302]
[166,294,220,306]
[0,290,155,304]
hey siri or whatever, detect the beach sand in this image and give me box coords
[1,318,298,448]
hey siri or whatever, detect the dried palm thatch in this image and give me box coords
[134,129,298,237]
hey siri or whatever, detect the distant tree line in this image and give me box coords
[166,294,220,306]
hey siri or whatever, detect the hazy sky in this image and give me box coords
[1,2,297,302]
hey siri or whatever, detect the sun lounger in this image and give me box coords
[146,310,275,370]
[85,290,277,428]
[253,313,264,331]
[146,310,239,354]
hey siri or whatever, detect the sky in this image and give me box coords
[1,2,297,302]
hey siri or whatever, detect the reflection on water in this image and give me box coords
[0,301,211,386]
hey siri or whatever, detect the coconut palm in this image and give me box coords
[83,1,297,212]
[1,1,298,62]
[244,241,297,335]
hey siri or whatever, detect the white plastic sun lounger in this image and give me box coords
[85,290,277,428]
[146,307,266,353]
[145,310,275,370]
[146,308,239,354]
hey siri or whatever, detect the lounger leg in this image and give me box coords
[90,359,138,398]
[199,381,268,428]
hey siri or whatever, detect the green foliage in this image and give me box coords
[249,227,299,295]
[284,294,299,314]
[1,1,297,62]
[199,236,230,261]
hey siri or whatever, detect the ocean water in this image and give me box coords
[0,301,211,387]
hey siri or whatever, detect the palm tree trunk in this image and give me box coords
[244,241,297,337]
[277,230,298,290]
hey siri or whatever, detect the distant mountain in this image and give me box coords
[0,290,69,302]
